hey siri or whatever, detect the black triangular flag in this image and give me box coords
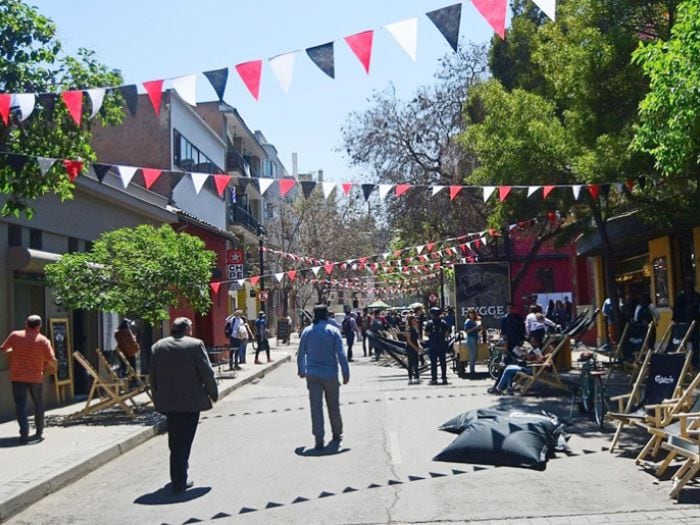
[306,42,335,79]
[182,519,202,524]
[238,507,257,514]
[204,68,229,101]
[387,479,402,485]
[367,483,381,489]
[473,466,488,471]
[582,449,596,455]
[429,472,446,478]
[601,184,610,199]
[37,94,56,119]
[119,85,139,116]
[318,491,335,498]
[238,177,250,194]
[361,183,376,201]
[342,486,357,493]
[92,163,112,183]
[265,501,284,509]
[301,180,316,199]
[452,469,467,475]
[638,175,646,190]
[426,3,462,52]
[292,496,309,504]
[408,475,424,481]
[7,154,29,172]
[210,512,231,520]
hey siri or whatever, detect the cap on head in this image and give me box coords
[258,311,265,317]
[430,307,442,315]
[313,304,329,322]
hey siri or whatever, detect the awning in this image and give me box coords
[7,247,61,273]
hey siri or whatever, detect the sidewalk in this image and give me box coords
[0,340,296,522]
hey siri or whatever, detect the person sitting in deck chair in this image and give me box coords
[488,345,543,396]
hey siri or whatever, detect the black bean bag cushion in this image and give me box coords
[433,419,552,471]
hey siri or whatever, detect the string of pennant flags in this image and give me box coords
[0,150,636,204]
[0,1,558,127]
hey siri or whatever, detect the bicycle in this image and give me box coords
[572,349,610,430]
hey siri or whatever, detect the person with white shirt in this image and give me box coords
[525,304,559,351]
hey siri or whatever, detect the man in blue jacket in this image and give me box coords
[297,304,350,450]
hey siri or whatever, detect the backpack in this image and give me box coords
[224,317,233,338]
[341,317,351,335]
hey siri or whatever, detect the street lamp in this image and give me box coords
[257,225,267,313]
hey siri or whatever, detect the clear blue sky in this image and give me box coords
[30,0,497,181]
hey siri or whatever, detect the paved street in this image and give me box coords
[6,354,700,525]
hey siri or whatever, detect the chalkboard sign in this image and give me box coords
[453,263,511,330]
[49,318,73,384]
[277,317,291,345]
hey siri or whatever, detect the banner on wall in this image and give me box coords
[453,262,511,329]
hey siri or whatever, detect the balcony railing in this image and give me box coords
[226,150,259,178]
[228,202,259,233]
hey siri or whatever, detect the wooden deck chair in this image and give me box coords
[608,351,692,452]
[657,418,700,499]
[95,348,124,384]
[655,321,696,354]
[116,349,152,402]
[69,351,143,418]
[513,336,569,395]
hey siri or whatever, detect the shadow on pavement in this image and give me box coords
[0,436,31,448]
[134,484,212,505]
[45,406,162,428]
[294,443,351,457]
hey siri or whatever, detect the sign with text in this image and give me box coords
[226,249,245,280]
[453,263,511,330]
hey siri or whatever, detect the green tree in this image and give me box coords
[0,0,124,217]
[45,225,216,326]
[632,0,700,221]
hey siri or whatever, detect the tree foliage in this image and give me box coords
[45,225,216,326]
[0,0,124,217]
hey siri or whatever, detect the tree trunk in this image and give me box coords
[591,204,620,342]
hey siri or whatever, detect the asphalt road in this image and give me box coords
[6,355,698,525]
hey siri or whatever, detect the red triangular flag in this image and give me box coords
[287,270,297,282]
[449,185,462,201]
[472,0,507,39]
[0,94,11,126]
[543,185,555,199]
[625,178,635,192]
[342,183,353,196]
[61,90,83,126]
[235,60,263,101]
[249,276,260,287]
[426,242,435,252]
[474,239,482,249]
[324,262,334,275]
[213,174,232,196]
[209,282,221,294]
[498,186,511,201]
[395,184,411,198]
[344,30,374,74]
[141,168,161,190]
[63,160,83,182]
[279,178,296,197]
[143,80,164,115]
[588,184,600,200]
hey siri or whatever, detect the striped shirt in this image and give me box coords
[1,329,56,383]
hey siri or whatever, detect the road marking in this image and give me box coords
[388,431,402,465]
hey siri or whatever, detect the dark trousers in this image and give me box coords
[362,333,368,356]
[255,338,270,361]
[12,382,44,438]
[407,349,420,380]
[429,349,447,382]
[119,353,137,378]
[166,412,200,489]
[228,338,241,368]
[306,376,342,442]
[346,333,355,361]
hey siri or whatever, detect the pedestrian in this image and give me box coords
[150,317,218,494]
[370,310,387,361]
[500,302,526,354]
[564,296,573,325]
[224,309,244,370]
[462,308,481,377]
[254,312,272,363]
[235,315,254,367]
[341,311,361,362]
[444,307,456,333]
[114,318,140,377]
[297,304,350,450]
[488,346,544,395]
[425,307,451,385]
[360,307,370,357]
[404,314,422,384]
[525,304,558,351]
[0,315,57,444]
[327,310,342,330]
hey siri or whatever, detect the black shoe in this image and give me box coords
[331,434,342,442]
[429,380,438,385]
[173,481,194,493]
[19,435,29,444]
[314,440,324,450]
[442,379,450,385]
[32,432,44,442]
[348,359,355,362]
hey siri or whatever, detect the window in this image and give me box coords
[8,224,22,247]
[68,237,80,253]
[173,129,222,174]
[29,228,42,250]
[535,267,554,293]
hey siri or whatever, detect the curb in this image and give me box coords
[0,354,291,522]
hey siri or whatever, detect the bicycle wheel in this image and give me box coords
[578,371,593,414]
[487,354,501,380]
[593,375,607,429]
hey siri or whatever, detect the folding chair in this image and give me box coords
[607,351,693,452]
[655,321,697,354]
[116,349,152,402]
[657,417,700,498]
[69,351,145,418]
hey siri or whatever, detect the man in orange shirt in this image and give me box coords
[1,315,57,443]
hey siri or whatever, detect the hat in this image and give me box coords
[430,306,442,314]
[313,304,329,322]
[258,311,265,317]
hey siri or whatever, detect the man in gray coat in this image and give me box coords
[150,317,218,493]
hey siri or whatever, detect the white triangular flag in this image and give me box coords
[527,186,541,198]
[268,52,296,94]
[432,185,445,196]
[171,74,197,106]
[385,18,418,61]
[614,183,623,193]
[118,166,138,188]
[532,0,556,21]
[322,182,336,199]
[37,157,55,176]
[480,236,487,245]
[14,93,36,121]
[311,266,321,276]
[483,186,496,202]
[190,172,209,194]
[378,184,393,199]
[258,177,275,195]
[572,185,582,200]
[274,272,284,283]
[383,252,390,260]
[86,88,105,119]
[237,279,246,287]
[416,245,424,254]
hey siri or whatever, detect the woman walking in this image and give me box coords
[463,308,481,377]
